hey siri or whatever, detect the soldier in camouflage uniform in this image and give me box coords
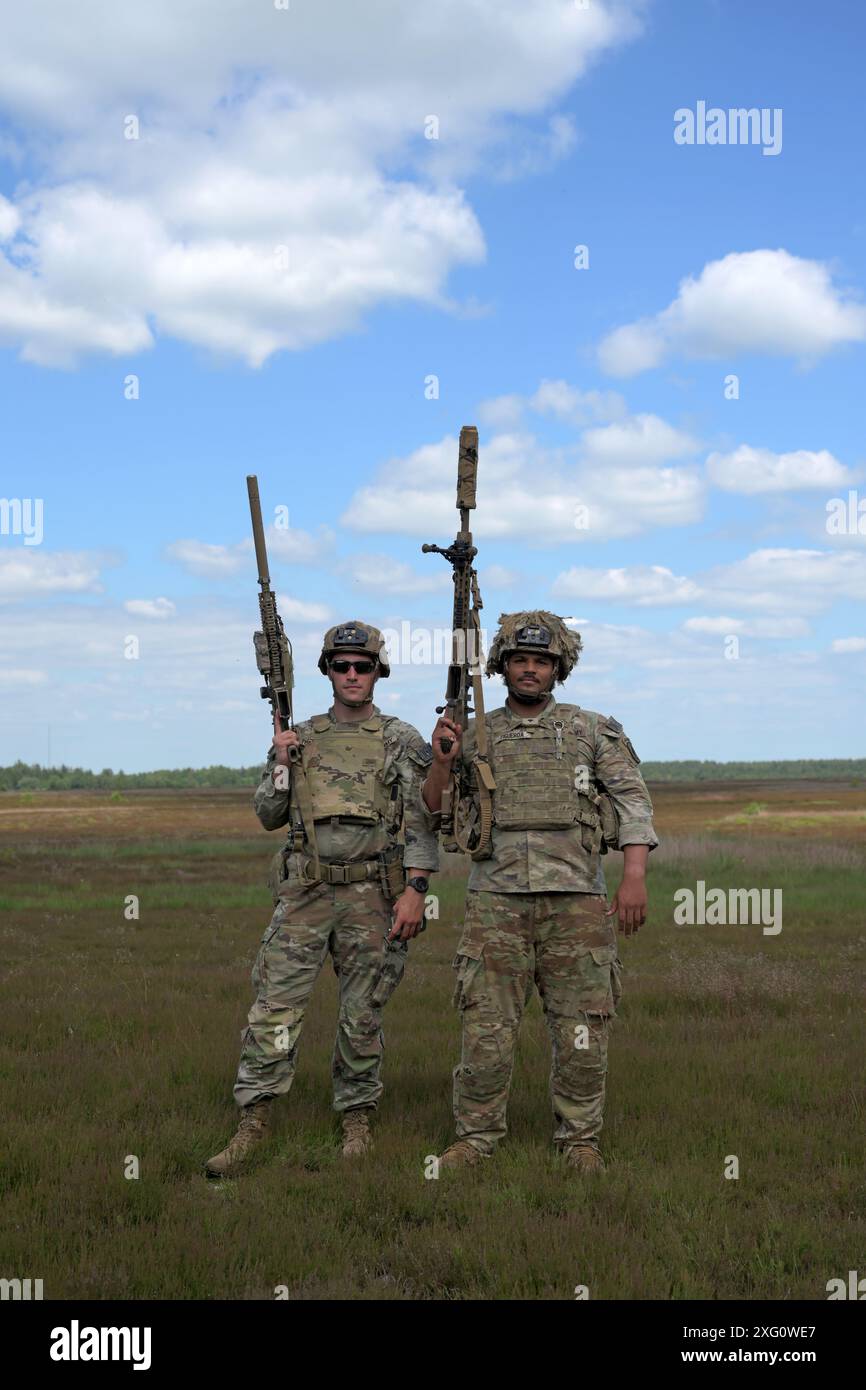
[421,611,658,1174]
[206,621,438,1176]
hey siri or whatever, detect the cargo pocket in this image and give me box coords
[255,910,286,999]
[588,943,619,1017]
[267,847,289,904]
[451,937,483,1011]
[369,939,409,1010]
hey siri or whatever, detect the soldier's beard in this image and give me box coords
[506,673,556,704]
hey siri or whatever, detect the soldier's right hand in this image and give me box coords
[431,716,462,765]
[272,710,301,766]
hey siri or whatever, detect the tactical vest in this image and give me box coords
[302,715,391,824]
[487,703,604,836]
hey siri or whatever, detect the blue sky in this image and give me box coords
[1,0,864,771]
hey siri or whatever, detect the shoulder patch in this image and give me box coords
[604,715,623,734]
[384,718,433,764]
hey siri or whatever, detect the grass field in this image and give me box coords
[1,780,865,1301]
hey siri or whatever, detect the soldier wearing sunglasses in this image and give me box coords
[206,621,438,1175]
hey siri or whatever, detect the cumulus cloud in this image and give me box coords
[124,597,176,619]
[340,554,451,596]
[682,615,810,638]
[166,524,331,577]
[274,597,333,625]
[478,378,626,429]
[481,564,523,589]
[710,548,866,611]
[342,421,704,543]
[553,564,703,606]
[0,549,118,598]
[707,445,855,494]
[598,249,866,377]
[553,548,866,617]
[831,637,866,653]
[0,0,641,367]
[164,539,249,578]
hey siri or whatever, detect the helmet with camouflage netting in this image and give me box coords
[486,610,582,683]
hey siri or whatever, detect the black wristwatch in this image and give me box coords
[407,876,429,894]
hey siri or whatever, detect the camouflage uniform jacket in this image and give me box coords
[255,704,439,871]
[422,695,657,893]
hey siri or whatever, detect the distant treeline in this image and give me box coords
[640,759,866,783]
[0,762,263,791]
[2,758,864,791]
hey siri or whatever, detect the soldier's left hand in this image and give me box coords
[605,878,647,935]
[388,887,427,941]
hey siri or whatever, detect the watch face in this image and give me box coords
[410,877,429,892]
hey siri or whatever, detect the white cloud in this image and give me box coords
[707,445,854,494]
[710,548,866,611]
[340,554,450,596]
[268,525,335,566]
[343,423,704,542]
[683,615,810,638]
[529,379,627,424]
[124,597,176,619]
[274,596,332,624]
[477,394,527,430]
[598,250,866,377]
[553,564,703,605]
[164,539,248,578]
[830,636,866,653]
[481,564,522,589]
[477,378,626,429]
[0,195,21,241]
[581,413,700,466]
[0,668,48,687]
[552,548,866,617]
[0,0,642,367]
[0,549,116,598]
[166,525,331,577]
[491,113,578,182]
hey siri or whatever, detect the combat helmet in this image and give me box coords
[486,610,582,684]
[318,620,390,677]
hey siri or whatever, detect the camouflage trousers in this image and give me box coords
[233,877,407,1111]
[451,890,622,1156]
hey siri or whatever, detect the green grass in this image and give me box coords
[1,826,865,1300]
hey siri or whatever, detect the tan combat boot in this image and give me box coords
[437,1140,486,1170]
[563,1143,606,1175]
[205,1098,273,1178]
[341,1107,374,1158]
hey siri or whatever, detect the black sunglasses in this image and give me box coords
[329,658,377,674]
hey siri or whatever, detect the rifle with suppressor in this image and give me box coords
[422,426,496,857]
[246,475,320,877]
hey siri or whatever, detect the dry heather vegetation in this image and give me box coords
[1,779,864,1300]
